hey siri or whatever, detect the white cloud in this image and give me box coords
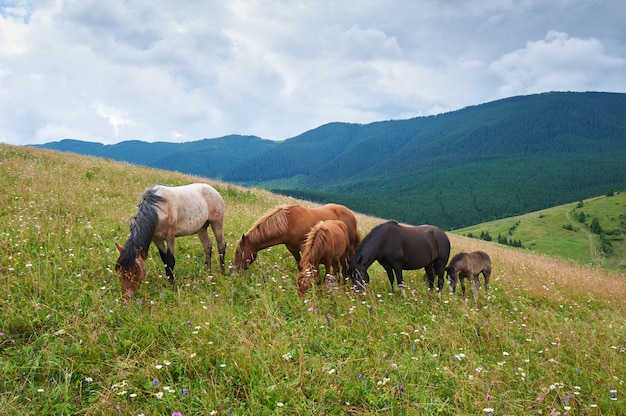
[0,0,625,145]
[490,31,626,96]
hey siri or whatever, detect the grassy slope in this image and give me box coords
[453,193,626,270]
[1,144,625,415]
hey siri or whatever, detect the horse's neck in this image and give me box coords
[246,230,286,251]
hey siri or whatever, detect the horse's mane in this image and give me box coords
[352,220,397,260]
[301,222,330,265]
[117,189,165,268]
[244,206,290,245]
[449,252,467,265]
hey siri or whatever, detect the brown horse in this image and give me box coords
[296,220,351,298]
[232,203,360,270]
[115,183,226,297]
[445,251,492,301]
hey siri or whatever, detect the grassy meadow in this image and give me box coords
[1,143,625,415]
[453,192,626,271]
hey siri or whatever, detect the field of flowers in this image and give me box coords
[1,144,624,415]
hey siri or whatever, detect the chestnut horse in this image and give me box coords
[296,220,351,298]
[348,221,450,297]
[445,251,492,301]
[232,203,359,270]
[115,183,226,297]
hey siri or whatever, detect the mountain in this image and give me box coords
[35,135,278,178]
[222,91,626,229]
[35,92,626,230]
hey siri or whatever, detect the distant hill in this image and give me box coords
[35,92,626,229]
[36,135,278,178]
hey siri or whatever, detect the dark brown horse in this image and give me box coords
[445,251,492,301]
[296,220,351,298]
[115,183,226,297]
[232,203,360,270]
[348,221,450,297]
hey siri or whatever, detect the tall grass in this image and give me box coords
[1,144,624,415]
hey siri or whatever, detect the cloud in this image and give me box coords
[490,31,626,96]
[0,1,625,145]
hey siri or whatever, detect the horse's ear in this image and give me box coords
[115,242,124,254]
[241,234,246,243]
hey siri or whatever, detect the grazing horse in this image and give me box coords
[348,221,450,296]
[115,183,226,297]
[296,220,351,298]
[232,203,360,270]
[445,251,492,301]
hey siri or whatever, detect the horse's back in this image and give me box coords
[152,183,224,236]
[407,224,450,259]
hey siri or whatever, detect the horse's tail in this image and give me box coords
[334,206,360,256]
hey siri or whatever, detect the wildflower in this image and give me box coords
[182,388,189,395]
[84,377,93,382]
[153,379,159,388]
[610,389,617,400]
[277,402,284,407]
[219,363,226,368]
[163,360,171,366]
[282,352,292,361]
[328,368,336,374]
[154,392,163,399]
[172,412,183,416]
[483,408,494,415]
[155,364,163,370]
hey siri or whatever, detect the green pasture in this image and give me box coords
[453,192,626,270]
[1,144,624,415]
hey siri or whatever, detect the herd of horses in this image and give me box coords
[115,183,492,301]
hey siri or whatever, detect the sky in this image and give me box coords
[1,0,625,145]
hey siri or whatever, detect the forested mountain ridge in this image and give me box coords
[36,135,278,179]
[35,92,626,229]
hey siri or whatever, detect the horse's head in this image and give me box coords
[348,255,369,291]
[115,242,147,298]
[296,265,318,299]
[232,234,257,271]
[445,266,459,293]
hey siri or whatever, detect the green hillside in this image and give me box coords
[1,144,625,415]
[453,191,626,271]
[224,92,626,229]
[37,92,626,230]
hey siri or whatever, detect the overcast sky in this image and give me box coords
[1,0,625,145]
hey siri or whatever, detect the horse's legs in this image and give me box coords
[472,274,480,302]
[424,263,436,291]
[286,244,301,264]
[433,259,447,294]
[197,227,213,271]
[483,268,491,297]
[210,221,226,272]
[393,264,404,288]
[382,263,395,288]
[459,275,468,300]
[155,239,175,284]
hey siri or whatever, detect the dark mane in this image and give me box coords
[116,189,165,268]
[449,252,467,265]
[353,221,397,259]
